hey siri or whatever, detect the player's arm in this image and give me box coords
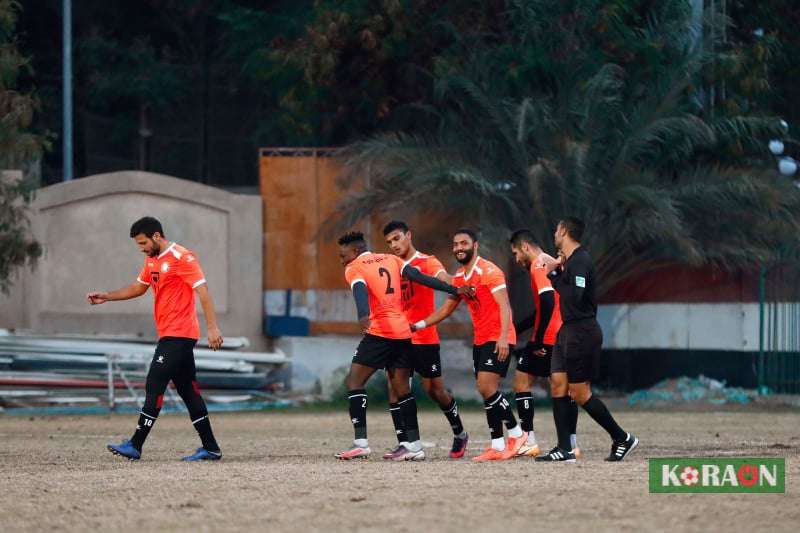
[87,282,148,304]
[435,270,453,284]
[401,265,472,298]
[541,252,565,276]
[351,281,371,333]
[570,256,590,302]
[531,290,555,350]
[491,287,512,362]
[195,283,223,350]
[411,297,460,331]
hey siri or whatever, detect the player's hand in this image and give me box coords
[456,285,476,299]
[534,348,547,357]
[207,326,223,351]
[539,253,562,274]
[358,316,371,334]
[494,339,509,362]
[87,291,108,305]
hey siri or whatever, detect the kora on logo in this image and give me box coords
[680,466,700,486]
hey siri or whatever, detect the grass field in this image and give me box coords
[1,408,797,532]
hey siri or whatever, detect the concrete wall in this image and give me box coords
[0,171,264,348]
[276,301,778,399]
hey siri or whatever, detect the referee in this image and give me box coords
[536,217,638,462]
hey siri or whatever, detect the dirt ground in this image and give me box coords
[0,408,797,533]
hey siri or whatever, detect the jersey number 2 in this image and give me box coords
[378,267,395,294]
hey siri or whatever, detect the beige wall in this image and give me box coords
[0,171,264,348]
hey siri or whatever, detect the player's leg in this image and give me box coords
[512,368,538,456]
[336,335,386,459]
[172,339,221,460]
[108,338,177,459]
[336,362,378,459]
[385,340,425,461]
[422,375,469,459]
[512,344,539,456]
[536,330,576,462]
[414,344,468,456]
[384,372,407,455]
[568,322,637,461]
[472,342,524,461]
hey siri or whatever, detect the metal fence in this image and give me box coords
[758,264,800,394]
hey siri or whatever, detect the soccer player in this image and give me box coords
[412,229,526,462]
[382,221,469,460]
[536,217,638,462]
[89,217,223,461]
[509,229,579,457]
[335,231,473,461]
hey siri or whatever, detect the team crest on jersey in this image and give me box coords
[150,272,160,284]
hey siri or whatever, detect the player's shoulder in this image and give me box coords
[172,244,199,263]
[413,251,441,269]
[478,257,502,274]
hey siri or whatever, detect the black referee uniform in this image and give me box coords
[541,246,638,462]
[550,247,603,382]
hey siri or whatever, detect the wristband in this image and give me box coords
[413,320,427,330]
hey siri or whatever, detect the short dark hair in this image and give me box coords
[453,228,478,242]
[337,231,367,249]
[382,220,409,236]
[558,217,585,242]
[130,217,164,239]
[509,229,540,248]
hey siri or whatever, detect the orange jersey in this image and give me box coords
[530,262,563,345]
[400,251,447,345]
[137,243,206,339]
[345,252,412,340]
[452,257,516,346]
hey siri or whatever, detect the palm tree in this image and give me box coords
[331,0,800,296]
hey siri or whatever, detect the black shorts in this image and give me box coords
[472,342,511,378]
[514,343,552,377]
[410,344,442,378]
[353,334,413,370]
[551,320,602,383]
[149,337,198,385]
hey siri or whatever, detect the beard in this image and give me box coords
[455,248,475,265]
[147,242,162,257]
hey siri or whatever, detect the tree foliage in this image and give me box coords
[334,0,800,295]
[0,0,45,292]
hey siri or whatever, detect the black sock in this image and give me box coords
[483,392,505,439]
[348,389,368,440]
[551,396,572,450]
[568,398,578,441]
[441,398,464,435]
[130,409,158,451]
[515,391,534,432]
[398,393,420,443]
[191,415,219,452]
[497,393,518,430]
[177,380,219,452]
[389,402,406,443]
[582,396,626,442]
